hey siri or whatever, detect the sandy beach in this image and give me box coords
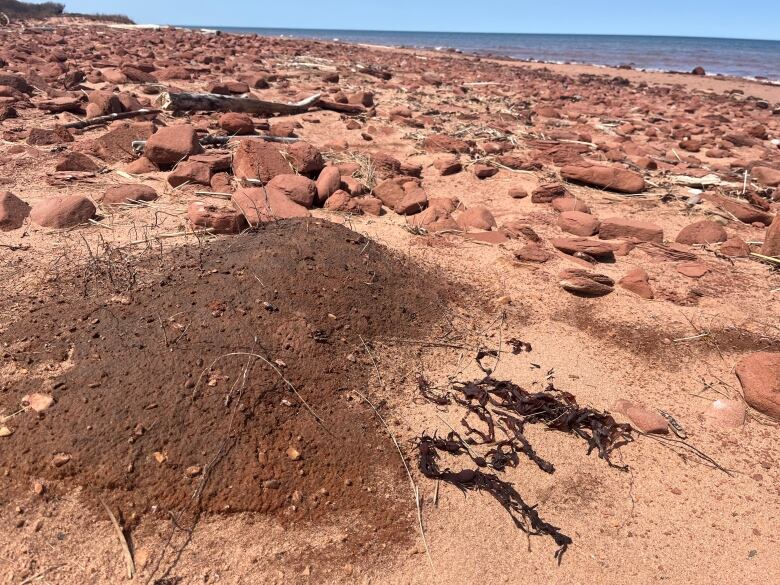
[0,17,779,585]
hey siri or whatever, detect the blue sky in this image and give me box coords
[43,1,780,40]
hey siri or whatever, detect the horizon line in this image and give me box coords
[178,24,780,43]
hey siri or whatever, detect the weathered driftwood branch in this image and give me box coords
[156,91,366,117]
[156,91,321,115]
[316,100,366,115]
[354,64,392,80]
[199,135,299,146]
[64,108,162,129]
[131,134,299,152]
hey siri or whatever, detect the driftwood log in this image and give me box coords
[156,91,366,117]
[354,64,392,80]
[316,100,366,114]
[156,91,322,115]
[131,134,299,153]
[63,108,162,129]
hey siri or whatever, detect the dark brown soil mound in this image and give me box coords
[0,220,452,544]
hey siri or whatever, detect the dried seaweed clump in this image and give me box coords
[417,376,633,562]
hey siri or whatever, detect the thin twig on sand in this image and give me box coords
[20,566,64,585]
[355,339,434,572]
[352,386,434,572]
[99,498,135,579]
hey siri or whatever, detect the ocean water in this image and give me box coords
[203,27,780,81]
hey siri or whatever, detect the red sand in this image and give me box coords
[0,18,778,584]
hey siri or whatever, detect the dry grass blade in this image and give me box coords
[750,252,780,266]
[352,387,434,572]
[323,150,377,191]
[192,352,330,431]
[99,498,135,579]
[194,191,232,200]
[356,338,434,572]
[20,566,64,584]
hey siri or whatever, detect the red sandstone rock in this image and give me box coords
[400,161,422,177]
[552,197,590,213]
[531,183,569,204]
[434,155,462,175]
[340,176,365,197]
[102,184,158,206]
[676,261,709,278]
[719,237,751,257]
[207,80,250,95]
[561,163,646,194]
[0,191,30,231]
[232,140,291,182]
[408,206,450,230]
[634,156,657,170]
[421,72,443,86]
[190,152,232,173]
[373,179,405,209]
[94,121,156,163]
[316,166,342,205]
[122,66,157,83]
[125,156,158,174]
[598,217,663,242]
[558,210,600,236]
[30,195,95,228]
[348,91,374,107]
[551,237,617,259]
[55,152,101,172]
[395,183,428,215]
[219,112,254,135]
[286,142,324,174]
[735,352,780,419]
[508,186,528,199]
[515,243,550,263]
[752,166,780,187]
[423,134,470,154]
[101,68,128,84]
[473,164,498,179]
[762,215,780,257]
[27,125,73,146]
[243,74,269,89]
[612,399,668,433]
[324,189,360,213]
[0,74,33,95]
[369,152,401,178]
[144,125,203,166]
[559,269,615,296]
[356,196,383,216]
[168,161,211,187]
[619,268,653,299]
[266,174,317,209]
[675,220,727,245]
[702,192,773,226]
[429,197,458,213]
[210,172,232,193]
[456,206,496,231]
[188,201,248,234]
[86,90,123,118]
[231,187,310,225]
[269,120,298,138]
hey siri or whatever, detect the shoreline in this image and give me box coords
[171,23,780,98]
[46,16,780,101]
[180,24,780,86]
[75,19,780,86]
